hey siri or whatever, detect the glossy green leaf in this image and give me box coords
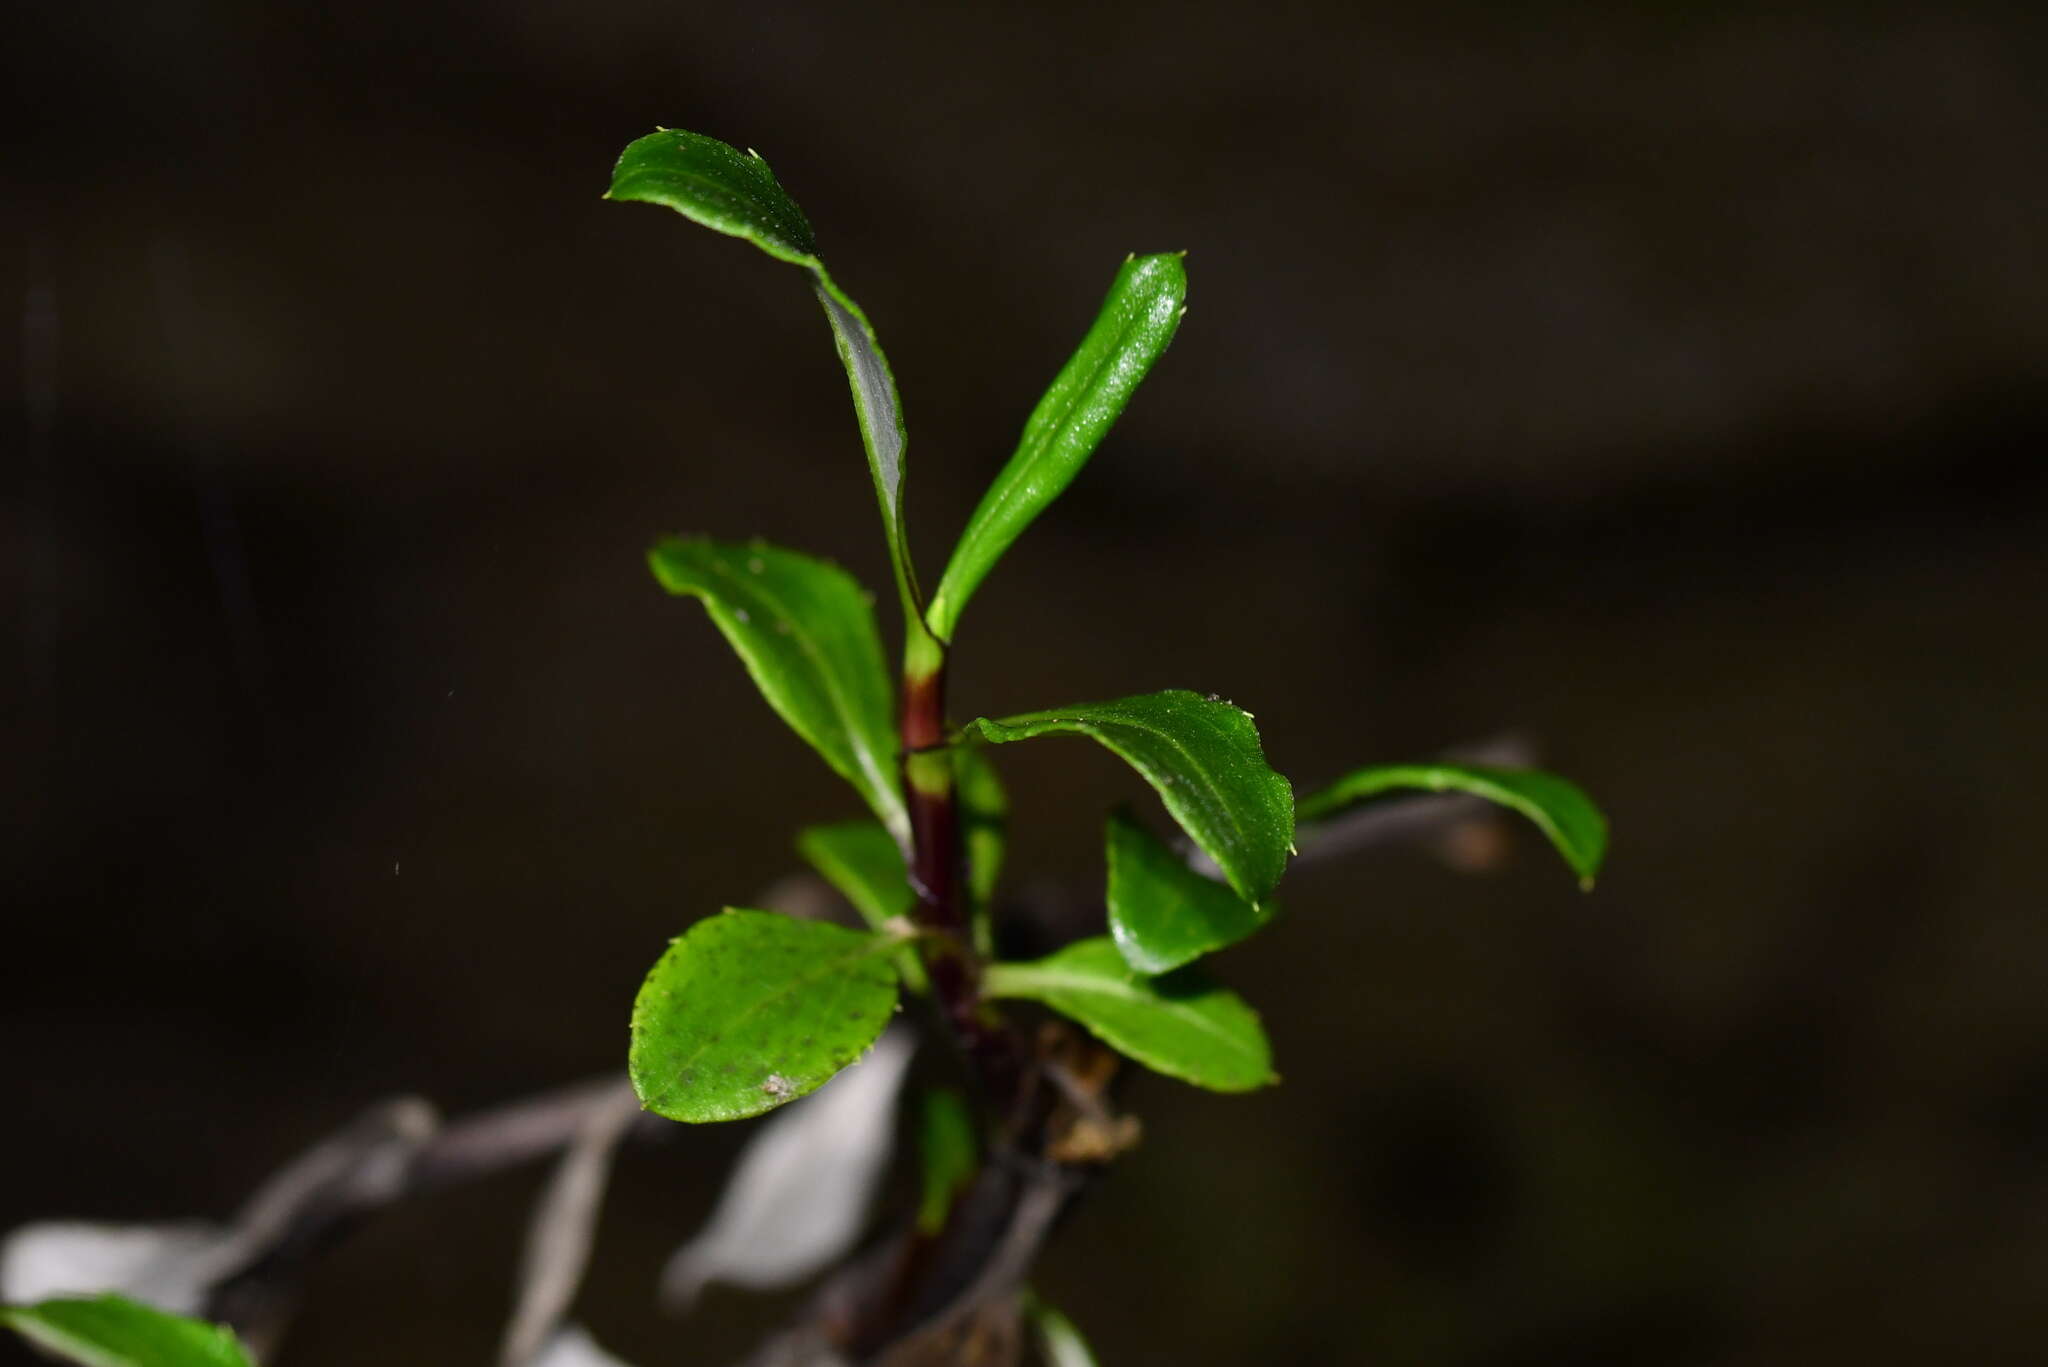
[983,937,1275,1092]
[609,129,928,634]
[630,909,904,1123]
[796,819,927,992]
[1297,763,1609,889]
[649,537,906,845]
[965,690,1293,904]
[955,742,1008,955]
[1106,810,1270,974]
[0,1296,253,1367]
[1026,1294,1100,1367]
[796,821,912,930]
[606,127,817,264]
[914,1088,978,1235]
[925,253,1188,642]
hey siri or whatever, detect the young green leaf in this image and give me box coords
[925,253,1188,642]
[965,690,1293,904]
[1106,810,1270,974]
[0,1296,253,1367]
[914,1088,979,1235]
[630,909,904,1123]
[796,820,927,992]
[649,537,906,845]
[982,937,1275,1093]
[955,742,1009,954]
[608,129,928,636]
[1297,763,1609,889]
[796,821,912,930]
[606,127,817,264]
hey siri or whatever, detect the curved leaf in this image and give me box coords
[609,129,927,631]
[925,253,1187,641]
[982,937,1275,1092]
[1297,763,1608,889]
[796,821,912,930]
[649,537,906,845]
[630,910,903,1123]
[965,690,1293,904]
[796,820,926,992]
[0,1296,252,1367]
[1106,810,1270,974]
[606,128,816,263]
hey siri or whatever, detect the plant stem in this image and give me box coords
[901,652,1024,1118]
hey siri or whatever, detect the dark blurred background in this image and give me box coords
[6,1,2046,1363]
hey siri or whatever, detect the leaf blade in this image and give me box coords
[965,690,1293,903]
[926,253,1188,641]
[1106,810,1270,974]
[605,129,817,263]
[0,1296,253,1367]
[955,742,1009,955]
[1027,1295,1101,1367]
[649,537,906,845]
[608,129,925,630]
[914,1088,979,1235]
[796,821,913,930]
[983,937,1275,1092]
[630,910,903,1123]
[1297,763,1609,888]
[796,820,927,992]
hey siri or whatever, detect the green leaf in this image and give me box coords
[649,537,906,845]
[965,690,1293,904]
[796,819,927,993]
[983,937,1275,1092]
[606,127,817,264]
[609,129,928,636]
[0,1296,253,1367]
[796,820,912,930]
[1026,1293,1100,1367]
[1297,763,1609,889]
[630,909,904,1123]
[1106,809,1270,974]
[925,253,1188,642]
[955,742,1008,954]
[914,1088,979,1235]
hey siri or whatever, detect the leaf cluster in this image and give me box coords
[608,127,1608,1122]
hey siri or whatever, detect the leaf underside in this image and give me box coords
[1297,762,1609,888]
[649,537,906,845]
[630,910,902,1123]
[967,690,1294,904]
[983,937,1275,1092]
[0,1296,253,1367]
[1105,809,1270,974]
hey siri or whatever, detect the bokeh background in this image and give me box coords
[6,2,2046,1363]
